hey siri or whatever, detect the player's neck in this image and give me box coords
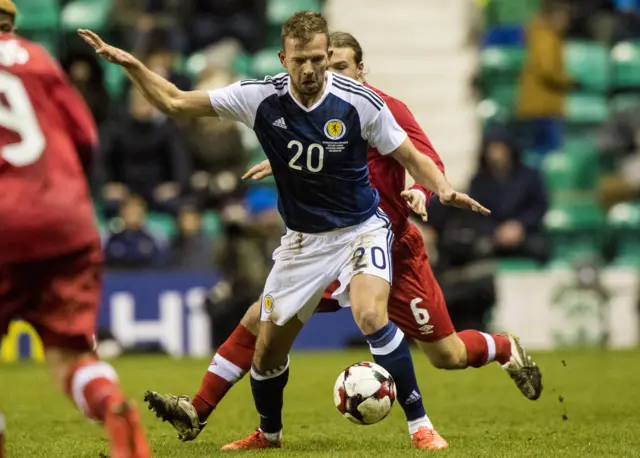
[290,73,329,108]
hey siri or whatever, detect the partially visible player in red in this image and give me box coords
[144,31,542,450]
[0,2,150,457]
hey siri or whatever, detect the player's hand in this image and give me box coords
[77,29,140,68]
[401,189,428,222]
[439,189,491,216]
[242,160,273,181]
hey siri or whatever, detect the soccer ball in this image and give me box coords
[333,362,396,425]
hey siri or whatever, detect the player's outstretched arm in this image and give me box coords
[78,29,214,118]
[391,139,491,216]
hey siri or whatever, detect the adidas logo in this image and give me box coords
[406,390,422,404]
[273,117,287,129]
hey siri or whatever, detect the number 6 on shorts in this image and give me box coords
[410,298,430,325]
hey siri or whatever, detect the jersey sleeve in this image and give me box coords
[362,103,408,155]
[208,80,269,128]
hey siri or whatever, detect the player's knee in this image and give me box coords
[353,308,387,335]
[240,300,262,336]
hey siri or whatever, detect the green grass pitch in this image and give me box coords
[1,349,639,457]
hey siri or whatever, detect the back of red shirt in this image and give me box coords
[0,35,99,263]
[365,83,445,235]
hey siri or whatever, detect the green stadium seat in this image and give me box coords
[60,0,113,31]
[565,93,609,125]
[251,48,283,78]
[476,98,512,125]
[480,46,525,85]
[101,60,125,98]
[607,201,640,266]
[564,41,610,92]
[544,202,605,263]
[184,52,207,80]
[267,0,322,26]
[202,210,222,237]
[497,258,542,271]
[15,0,59,31]
[485,0,540,25]
[611,41,640,89]
[147,212,176,240]
[542,149,599,192]
[233,52,254,77]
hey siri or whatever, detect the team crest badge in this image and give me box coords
[263,294,275,314]
[324,119,346,140]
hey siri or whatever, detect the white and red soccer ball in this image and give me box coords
[333,362,396,425]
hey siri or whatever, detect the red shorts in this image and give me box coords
[318,223,455,342]
[0,243,102,351]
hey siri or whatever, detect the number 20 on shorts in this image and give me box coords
[352,246,387,270]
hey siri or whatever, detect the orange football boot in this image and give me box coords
[411,427,449,450]
[221,430,282,451]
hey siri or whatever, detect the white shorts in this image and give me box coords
[260,209,393,326]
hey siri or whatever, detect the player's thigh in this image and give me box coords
[25,243,103,353]
[254,317,304,372]
[349,274,390,334]
[388,251,455,343]
[240,298,262,336]
[0,263,34,339]
[45,348,96,391]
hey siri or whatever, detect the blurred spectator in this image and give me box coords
[104,195,161,268]
[185,69,251,208]
[98,88,190,216]
[419,203,496,332]
[469,127,550,261]
[612,0,640,41]
[207,188,281,345]
[169,205,215,269]
[138,0,266,54]
[60,51,111,125]
[598,130,640,209]
[516,0,576,157]
[566,0,613,43]
[135,29,192,91]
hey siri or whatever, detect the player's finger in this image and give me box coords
[77,30,101,49]
[82,29,105,47]
[252,171,270,181]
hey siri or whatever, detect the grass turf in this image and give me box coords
[1,349,639,457]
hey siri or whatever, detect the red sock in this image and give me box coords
[192,324,256,422]
[458,330,512,366]
[65,357,121,421]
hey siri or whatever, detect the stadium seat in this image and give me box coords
[611,41,640,89]
[609,93,640,113]
[497,258,542,271]
[484,0,540,26]
[542,149,599,192]
[565,41,610,92]
[15,0,59,31]
[233,52,254,78]
[565,93,609,125]
[101,60,125,98]
[267,0,321,26]
[251,48,283,78]
[147,212,176,241]
[544,202,605,263]
[607,201,640,266]
[202,210,222,237]
[60,0,113,31]
[480,46,525,85]
[184,52,207,80]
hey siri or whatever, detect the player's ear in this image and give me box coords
[327,48,333,63]
[356,61,364,81]
[278,50,287,70]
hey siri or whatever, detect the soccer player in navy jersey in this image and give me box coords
[80,11,490,451]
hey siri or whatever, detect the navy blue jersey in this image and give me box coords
[208,72,407,233]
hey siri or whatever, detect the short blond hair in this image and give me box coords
[0,0,16,17]
[281,11,329,49]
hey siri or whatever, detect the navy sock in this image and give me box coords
[366,322,426,421]
[250,359,290,434]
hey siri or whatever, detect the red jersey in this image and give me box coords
[0,35,99,263]
[365,83,445,234]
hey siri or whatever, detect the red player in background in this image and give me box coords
[0,2,150,457]
[143,32,542,451]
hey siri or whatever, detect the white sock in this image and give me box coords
[408,416,434,435]
[261,429,282,443]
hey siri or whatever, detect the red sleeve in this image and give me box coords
[44,50,98,167]
[385,97,445,202]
